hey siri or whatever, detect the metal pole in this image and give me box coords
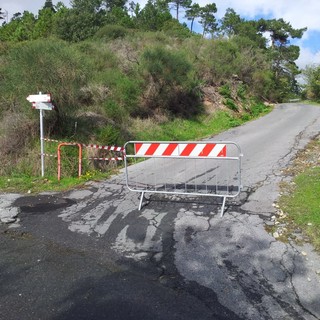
[40,108,45,177]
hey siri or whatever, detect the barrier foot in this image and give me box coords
[220,196,227,217]
[138,191,145,211]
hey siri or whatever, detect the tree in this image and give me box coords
[33,7,55,38]
[0,11,36,41]
[104,6,133,27]
[43,0,55,11]
[219,8,242,37]
[258,19,307,95]
[233,20,266,48]
[70,0,102,12]
[258,18,306,100]
[185,3,200,32]
[199,3,217,38]
[102,0,128,12]
[303,65,320,101]
[219,10,266,48]
[258,18,306,48]
[170,0,191,20]
[55,0,105,41]
[128,1,140,17]
[134,0,172,31]
[54,9,104,41]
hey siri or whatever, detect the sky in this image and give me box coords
[1,0,320,69]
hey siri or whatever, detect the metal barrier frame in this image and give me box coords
[124,141,243,217]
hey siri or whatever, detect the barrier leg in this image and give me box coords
[220,196,227,217]
[138,191,145,210]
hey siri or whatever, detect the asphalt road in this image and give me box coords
[1,103,320,320]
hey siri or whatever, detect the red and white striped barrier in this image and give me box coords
[134,142,226,157]
[124,140,242,217]
[43,138,124,153]
[88,157,124,161]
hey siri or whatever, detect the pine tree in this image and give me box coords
[43,1,55,11]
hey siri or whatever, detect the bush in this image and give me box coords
[142,46,191,86]
[0,111,38,157]
[219,84,232,98]
[224,98,238,112]
[94,25,129,41]
[202,39,240,84]
[237,84,247,100]
[249,102,270,116]
[96,70,141,118]
[140,46,201,116]
[0,111,39,175]
[54,10,104,42]
[96,124,122,146]
[252,69,275,101]
[161,20,191,39]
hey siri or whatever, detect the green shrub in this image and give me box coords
[252,69,275,100]
[224,98,238,112]
[54,10,104,42]
[96,70,141,116]
[237,84,247,100]
[97,124,122,146]
[102,100,126,123]
[250,102,269,116]
[140,46,201,116]
[94,25,129,41]
[241,113,251,121]
[229,118,242,127]
[141,46,191,87]
[219,84,232,98]
[202,39,240,83]
[161,20,191,39]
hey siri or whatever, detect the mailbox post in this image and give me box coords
[26,92,54,177]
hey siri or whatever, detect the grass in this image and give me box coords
[279,167,320,250]
[132,110,259,142]
[279,137,320,251]
[0,170,109,194]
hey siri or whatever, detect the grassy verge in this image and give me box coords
[0,105,271,194]
[0,171,109,194]
[278,137,320,251]
[132,108,268,141]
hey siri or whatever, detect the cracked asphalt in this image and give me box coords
[1,103,320,320]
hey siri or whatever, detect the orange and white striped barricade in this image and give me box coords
[124,141,243,217]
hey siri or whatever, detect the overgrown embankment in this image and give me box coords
[0,30,273,182]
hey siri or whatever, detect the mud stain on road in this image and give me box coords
[13,195,75,213]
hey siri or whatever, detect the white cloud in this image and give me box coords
[297,47,320,69]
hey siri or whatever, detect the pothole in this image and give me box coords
[13,195,76,213]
